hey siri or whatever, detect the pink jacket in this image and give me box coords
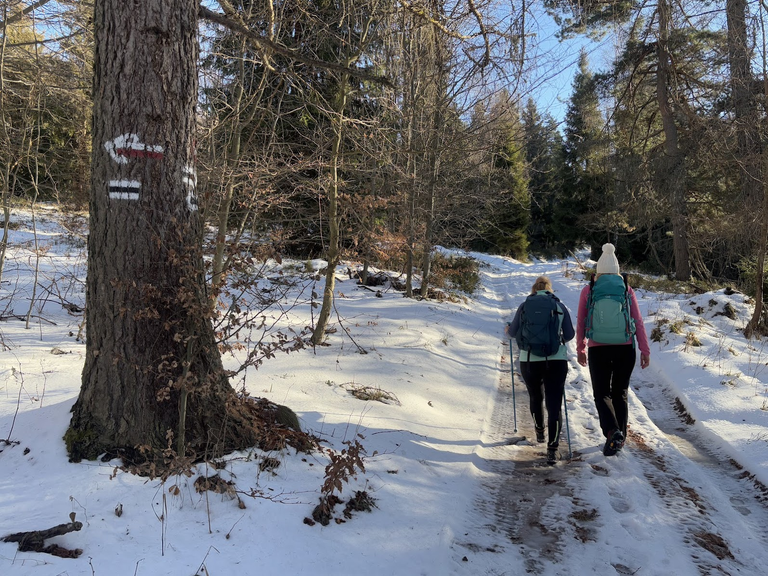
[576,283,650,357]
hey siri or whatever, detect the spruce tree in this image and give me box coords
[522,98,564,255]
[558,50,610,259]
[478,91,530,258]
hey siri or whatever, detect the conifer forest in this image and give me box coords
[2,0,768,325]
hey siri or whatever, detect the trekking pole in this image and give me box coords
[563,389,572,459]
[508,339,518,433]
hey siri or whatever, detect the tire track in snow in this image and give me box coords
[628,373,768,575]
[626,428,737,574]
[460,259,577,573]
[461,255,768,575]
[464,342,579,574]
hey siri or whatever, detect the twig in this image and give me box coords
[35,281,84,314]
[0,313,57,325]
[195,546,220,576]
[204,462,212,534]
[568,250,591,273]
[3,363,24,444]
[226,514,245,539]
[69,496,89,525]
[332,301,367,354]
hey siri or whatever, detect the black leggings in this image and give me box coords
[520,360,567,449]
[587,345,636,438]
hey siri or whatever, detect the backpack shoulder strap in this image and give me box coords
[549,293,563,313]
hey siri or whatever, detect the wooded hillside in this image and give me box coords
[2,0,767,329]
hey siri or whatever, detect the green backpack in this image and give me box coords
[586,274,636,344]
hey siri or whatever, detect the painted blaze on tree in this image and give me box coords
[65,0,273,463]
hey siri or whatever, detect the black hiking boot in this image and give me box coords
[603,430,625,456]
[546,448,558,466]
[535,427,545,443]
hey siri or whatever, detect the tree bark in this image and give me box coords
[655,0,691,280]
[420,15,446,298]
[727,0,762,207]
[727,0,766,336]
[66,0,257,462]
[312,74,348,345]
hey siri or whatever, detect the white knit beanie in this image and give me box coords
[596,243,620,274]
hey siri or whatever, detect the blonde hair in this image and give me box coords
[531,276,553,295]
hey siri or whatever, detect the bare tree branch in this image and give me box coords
[0,0,53,30]
[398,0,472,40]
[467,0,490,67]
[198,3,392,86]
[5,30,84,48]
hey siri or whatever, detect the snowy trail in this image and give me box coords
[461,255,768,576]
[6,212,768,576]
[627,371,768,573]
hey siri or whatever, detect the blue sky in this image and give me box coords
[523,9,616,125]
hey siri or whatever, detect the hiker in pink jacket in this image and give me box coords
[576,243,650,456]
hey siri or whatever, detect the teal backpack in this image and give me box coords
[586,274,636,344]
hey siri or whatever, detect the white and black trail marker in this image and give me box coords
[182,165,198,211]
[105,133,164,165]
[108,179,141,200]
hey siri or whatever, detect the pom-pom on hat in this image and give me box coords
[596,243,620,274]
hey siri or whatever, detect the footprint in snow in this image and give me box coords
[610,494,632,514]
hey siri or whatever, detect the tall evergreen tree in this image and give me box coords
[522,98,564,255]
[473,91,530,258]
[558,50,611,259]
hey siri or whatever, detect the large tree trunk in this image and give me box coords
[655,0,691,281]
[727,0,762,207]
[419,18,446,299]
[727,0,766,336]
[66,0,257,462]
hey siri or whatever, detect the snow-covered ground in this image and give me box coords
[1,205,768,575]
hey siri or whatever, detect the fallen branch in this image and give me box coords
[0,313,57,325]
[2,521,83,558]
